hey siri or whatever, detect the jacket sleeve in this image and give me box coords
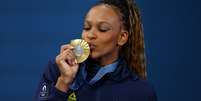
[33,60,71,101]
[148,87,157,101]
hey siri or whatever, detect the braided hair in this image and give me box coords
[95,0,147,79]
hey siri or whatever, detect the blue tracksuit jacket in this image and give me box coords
[34,58,157,101]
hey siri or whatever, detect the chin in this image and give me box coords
[89,52,100,60]
[89,54,98,60]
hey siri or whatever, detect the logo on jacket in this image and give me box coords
[68,92,76,101]
[39,83,49,99]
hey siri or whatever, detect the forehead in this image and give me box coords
[85,4,121,24]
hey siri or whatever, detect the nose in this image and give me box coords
[86,31,96,40]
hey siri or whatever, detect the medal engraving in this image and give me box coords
[70,39,90,63]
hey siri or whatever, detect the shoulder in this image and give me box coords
[103,77,157,101]
[42,59,60,82]
[124,77,157,101]
[131,78,156,93]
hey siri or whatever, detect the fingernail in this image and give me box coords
[69,60,72,65]
[70,46,74,49]
[72,61,75,65]
[75,59,78,64]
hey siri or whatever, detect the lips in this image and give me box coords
[89,44,96,50]
[88,43,96,50]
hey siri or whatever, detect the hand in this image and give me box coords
[55,44,79,92]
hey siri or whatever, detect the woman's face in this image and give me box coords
[82,4,123,65]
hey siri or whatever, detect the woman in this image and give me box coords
[34,0,157,101]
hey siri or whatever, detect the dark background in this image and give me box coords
[0,0,200,100]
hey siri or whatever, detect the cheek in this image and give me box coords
[81,32,86,39]
[90,32,119,59]
[99,33,118,49]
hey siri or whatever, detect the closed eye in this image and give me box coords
[99,28,109,32]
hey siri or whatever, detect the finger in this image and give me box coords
[62,49,76,64]
[56,56,78,79]
[59,60,70,72]
[56,54,68,65]
[56,53,75,73]
[65,51,77,66]
[60,44,74,53]
[56,54,69,72]
[72,59,79,71]
[56,52,70,65]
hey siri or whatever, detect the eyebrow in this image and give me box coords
[84,20,112,28]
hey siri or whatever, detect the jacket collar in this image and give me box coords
[107,57,139,82]
[69,57,139,90]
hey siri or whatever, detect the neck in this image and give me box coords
[94,51,119,67]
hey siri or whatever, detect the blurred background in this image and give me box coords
[0,0,200,100]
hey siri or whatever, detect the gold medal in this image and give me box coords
[70,39,90,63]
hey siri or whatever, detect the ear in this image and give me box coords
[117,30,128,46]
